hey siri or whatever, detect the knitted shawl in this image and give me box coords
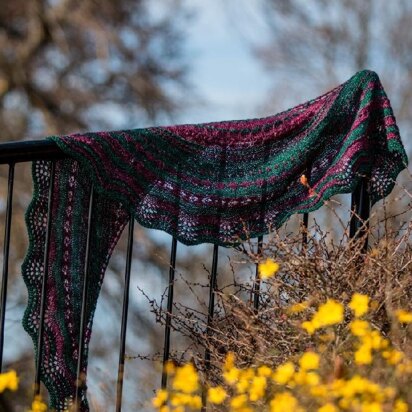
[21,70,407,410]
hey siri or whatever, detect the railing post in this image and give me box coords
[349,177,370,252]
[115,217,135,412]
[201,244,219,411]
[253,236,264,313]
[302,167,311,245]
[161,237,178,389]
[0,163,15,371]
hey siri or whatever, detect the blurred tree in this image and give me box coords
[250,0,412,133]
[0,0,189,140]
[0,0,192,276]
[0,0,192,290]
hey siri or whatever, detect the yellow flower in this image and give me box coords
[394,399,409,412]
[208,386,227,404]
[396,360,412,375]
[257,365,272,377]
[230,394,248,409]
[249,376,267,401]
[311,384,328,398]
[299,351,320,370]
[383,349,404,365]
[368,330,386,350]
[336,375,381,399]
[304,371,320,386]
[0,370,18,393]
[354,343,372,365]
[288,301,309,314]
[236,378,249,394]
[294,369,320,387]
[190,395,202,409]
[235,367,254,393]
[223,367,240,385]
[349,293,370,318]
[164,360,175,375]
[259,259,280,279]
[302,321,316,335]
[270,392,302,412]
[30,396,48,412]
[395,309,412,324]
[360,402,383,412]
[170,393,201,408]
[338,398,351,410]
[224,352,236,370]
[172,363,199,394]
[383,387,396,399]
[318,404,338,412]
[273,362,295,385]
[152,389,168,408]
[302,299,344,334]
[314,299,344,326]
[350,319,370,336]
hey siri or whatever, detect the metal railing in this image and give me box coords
[0,139,370,411]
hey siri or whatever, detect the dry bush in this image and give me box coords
[146,186,412,389]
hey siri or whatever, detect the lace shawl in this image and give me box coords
[21,70,407,410]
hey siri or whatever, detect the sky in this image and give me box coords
[177,0,273,124]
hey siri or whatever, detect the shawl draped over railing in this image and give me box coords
[21,70,408,410]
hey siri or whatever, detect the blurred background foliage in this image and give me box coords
[0,0,411,410]
[0,0,190,139]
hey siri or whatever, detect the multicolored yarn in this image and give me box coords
[21,70,407,410]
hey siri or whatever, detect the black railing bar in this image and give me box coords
[74,186,95,411]
[206,245,219,344]
[349,177,370,252]
[302,166,311,245]
[357,178,370,253]
[350,177,368,235]
[349,184,361,239]
[253,235,264,313]
[201,244,219,411]
[161,237,178,389]
[34,161,56,397]
[115,217,135,412]
[0,140,66,164]
[0,163,15,371]
[302,212,309,244]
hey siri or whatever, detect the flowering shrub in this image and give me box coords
[0,370,18,393]
[145,202,412,410]
[153,290,412,411]
[30,396,48,412]
[0,370,48,412]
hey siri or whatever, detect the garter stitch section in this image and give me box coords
[21,70,407,410]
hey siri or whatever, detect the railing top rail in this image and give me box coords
[0,140,66,164]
